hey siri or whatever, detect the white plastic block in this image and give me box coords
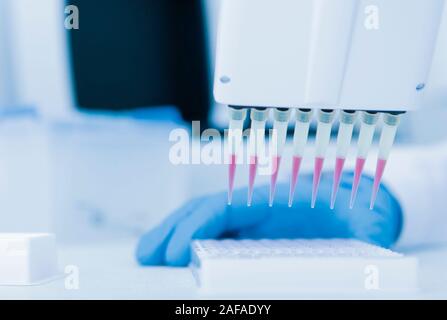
[191,239,418,294]
[0,233,58,285]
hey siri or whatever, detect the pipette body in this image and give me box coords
[227,106,247,205]
[331,110,357,209]
[247,108,269,206]
[269,108,291,206]
[289,109,313,207]
[312,110,336,208]
[350,111,379,209]
[370,112,403,209]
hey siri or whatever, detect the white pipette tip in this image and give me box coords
[247,155,258,207]
[269,156,282,207]
[289,110,312,208]
[370,158,387,210]
[269,109,290,207]
[349,194,357,210]
[269,187,278,206]
[247,177,254,207]
[227,106,247,206]
[350,112,379,209]
[311,110,335,208]
[247,183,255,207]
[330,157,346,210]
[246,109,268,207]
[288,156,303,208]
[288,162,299,207]
[369,112,402,210]
[330,199,336,210]
[311,157,325,209]
[350,157,366,209]
[227,154,237,206]
[331,111,357,210]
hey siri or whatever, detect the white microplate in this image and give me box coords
[0,233,59,286]
[191,239,418,294]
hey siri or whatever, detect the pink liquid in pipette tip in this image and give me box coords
[247,155,258,207]
[311,157,325,209]
[288,156,303,207]
[370,158,387,210]
[269,156,282,207]
[350,157,366,209]
[228,154,237,205]
[330,157,346,210]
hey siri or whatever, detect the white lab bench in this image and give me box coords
[1,239,446,300]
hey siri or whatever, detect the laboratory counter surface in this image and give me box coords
[1,240,446,300]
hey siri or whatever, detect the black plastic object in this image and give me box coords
[67,0,211,123]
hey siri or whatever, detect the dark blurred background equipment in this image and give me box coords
[67,0,211,123]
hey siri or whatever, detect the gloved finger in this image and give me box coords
[238,172,400,246]
[136,198,201,265]
[238,175,353,239]
[165,187,273,266]
[225,184,272,230]
[339,173,403,247]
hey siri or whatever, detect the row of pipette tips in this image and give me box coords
[227,107,403,210]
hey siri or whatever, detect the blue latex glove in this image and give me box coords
[136,172,403,267]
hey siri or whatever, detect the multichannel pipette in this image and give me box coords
[269,108,291,206]
[227,106,247,205]
[370,112,404,210]
[288,109,313,207]
[331,110,357,209]
[247,108,269,206]
[215,0,443,208]
[312,110,336,208]
[350,112,379,209]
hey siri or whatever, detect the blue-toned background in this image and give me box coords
[0,0,446,244]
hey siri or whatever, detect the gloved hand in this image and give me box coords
[136,172,403,267]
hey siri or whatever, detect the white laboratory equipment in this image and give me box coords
[191,239,418,294]
[215,0,445,207]
[0,234,59,286]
